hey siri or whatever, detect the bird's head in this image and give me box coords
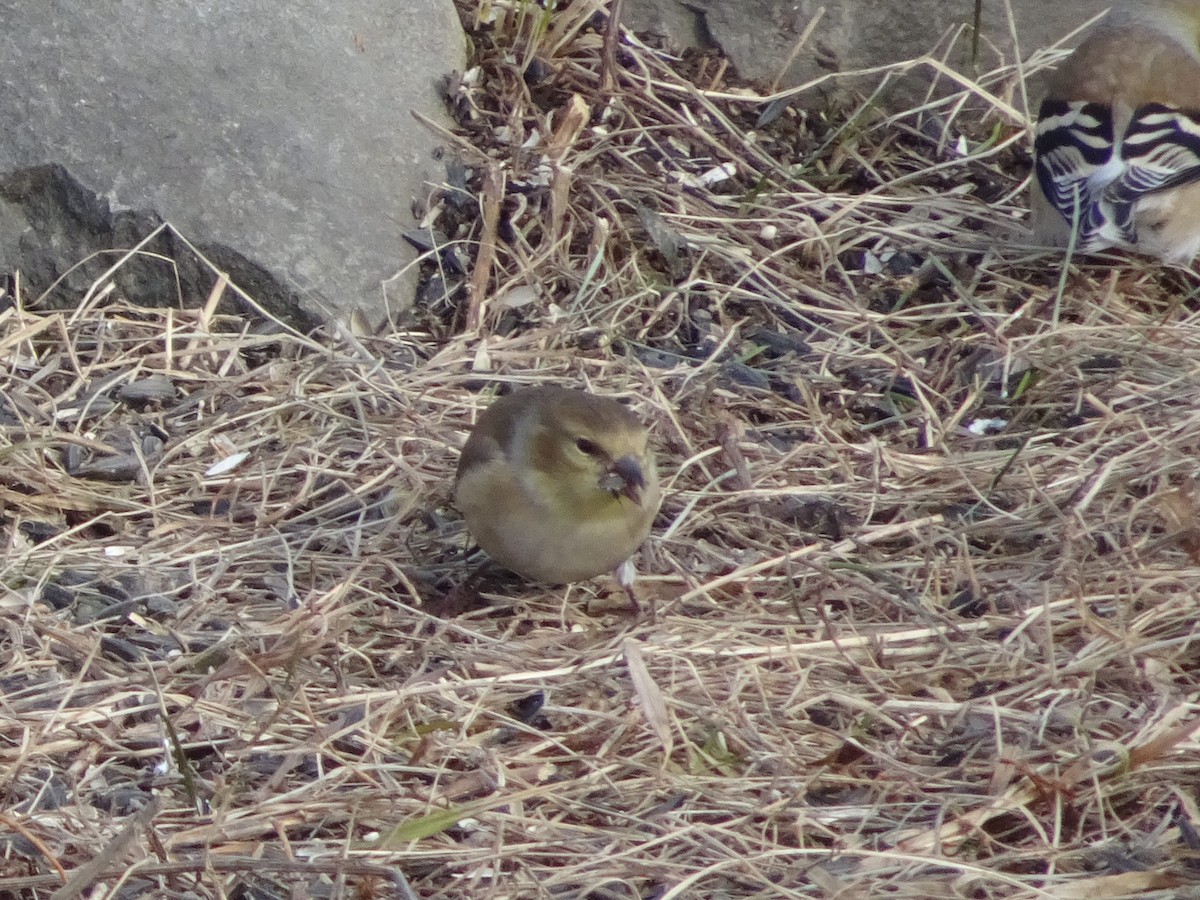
[522,389,657,512]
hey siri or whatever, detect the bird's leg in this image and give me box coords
[613,558,646,617]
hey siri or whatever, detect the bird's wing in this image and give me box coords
[1035,99,1119,242]
[457,430,507,474]
[1036,99,1200,248]
[1104,102,1200,199]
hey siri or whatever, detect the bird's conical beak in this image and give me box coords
[599,455,646,503]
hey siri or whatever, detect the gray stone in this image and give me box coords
[0,0,466,327]
[624,0,1107,101]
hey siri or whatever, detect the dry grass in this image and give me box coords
[3,2,1200,898]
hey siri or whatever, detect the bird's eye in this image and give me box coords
[574,437,600,456]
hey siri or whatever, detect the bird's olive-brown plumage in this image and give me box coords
[454,386,660,585]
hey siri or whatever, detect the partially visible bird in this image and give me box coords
[453,386,661,597]
[1032,0,1200,263]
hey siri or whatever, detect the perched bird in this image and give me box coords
[1032,0,1200,263]
[453,386,661,593]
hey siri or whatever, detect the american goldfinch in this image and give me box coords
[1032,0,1200,263]
[453,386,661,590]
